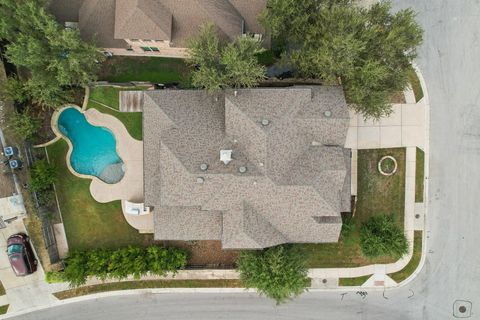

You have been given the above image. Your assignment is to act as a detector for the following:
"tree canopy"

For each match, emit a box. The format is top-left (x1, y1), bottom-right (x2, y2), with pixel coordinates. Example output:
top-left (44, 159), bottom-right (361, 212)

top-left (0, 0), bottom-right (103, 108)
top-left (187, 23), bottom-right (266, 93)
top-left (237, 244), bottom-right (309, 304)
top-left (261, 0), bottom-right (423, 119)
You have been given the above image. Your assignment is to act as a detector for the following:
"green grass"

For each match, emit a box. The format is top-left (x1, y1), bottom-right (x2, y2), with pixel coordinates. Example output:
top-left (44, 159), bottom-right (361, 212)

top-left (407, 67), bottom-right (424, 102)
top-left (302, 148), bottom-right (406, 268)
top-left (0, 305), bottom-right (8, 315)
top-left (415, 148), bottom-right (425, 202)
top-left (53, 280), bottom-right (243, 300)
top-left (89, 86), bottom-right (148, 110)
top-left (46, 140), bottom-right (151, 251)
top-left (338, 275), bottom-right (372, 287)
top-left (0, 281), bottom-right (5, 295)
top-left (99, 56), bottom-right (191, 87)
top-left (87, 100), bottom-right (143, 140)
top-left (388, 231), bottom-right (423, 283)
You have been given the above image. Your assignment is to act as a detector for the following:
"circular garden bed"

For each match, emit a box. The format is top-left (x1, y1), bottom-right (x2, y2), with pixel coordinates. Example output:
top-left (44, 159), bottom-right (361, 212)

top-left (378, 156), bottom-right (398, 176)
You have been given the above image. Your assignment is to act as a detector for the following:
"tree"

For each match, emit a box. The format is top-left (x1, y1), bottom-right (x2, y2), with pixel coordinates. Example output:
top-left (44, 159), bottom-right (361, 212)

top-left (360, 214), bottom-right (408, 259)
top-left (0, 0), bottom-right (104, 108)
top-left (9, 108), bottom-right (41, 140)
top-left (188, 23), bottom-right (266, 93)
top-left (237, 244), bottom-right (309, 304)
top-left (261, 0), bottom-right (423, 119)
top-left (30, 159), bottom-right (56, 192)
top-left (0, 77), bottom-right (29, 103)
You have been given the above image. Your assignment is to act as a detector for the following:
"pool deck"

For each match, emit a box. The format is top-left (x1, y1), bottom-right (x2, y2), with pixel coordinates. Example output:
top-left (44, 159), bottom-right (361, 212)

top-left (84, 108), bottom-right (153, 233)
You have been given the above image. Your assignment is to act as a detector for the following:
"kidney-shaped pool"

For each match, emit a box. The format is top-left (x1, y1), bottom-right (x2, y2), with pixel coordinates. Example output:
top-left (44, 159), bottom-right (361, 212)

top-left (57, 107), bottom-right (125, 184)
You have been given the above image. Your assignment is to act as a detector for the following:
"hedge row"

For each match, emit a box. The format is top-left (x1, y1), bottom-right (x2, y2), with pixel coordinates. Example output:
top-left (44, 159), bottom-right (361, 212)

top-left (62, 246), bottom-right (188, 287)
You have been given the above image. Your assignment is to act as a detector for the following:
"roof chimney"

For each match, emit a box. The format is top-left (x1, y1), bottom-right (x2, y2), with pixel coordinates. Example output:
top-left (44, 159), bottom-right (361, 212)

top-left (220, 150), bottom-right (232, 165)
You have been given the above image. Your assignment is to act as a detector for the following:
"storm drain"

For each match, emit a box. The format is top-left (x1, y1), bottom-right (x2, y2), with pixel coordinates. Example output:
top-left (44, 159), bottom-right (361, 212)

top-left (453, 300), bottom-right (472, 318)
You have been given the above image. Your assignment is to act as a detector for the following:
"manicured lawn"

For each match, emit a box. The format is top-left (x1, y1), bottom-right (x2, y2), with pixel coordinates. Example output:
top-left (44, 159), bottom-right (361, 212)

top-left (407, 67), bottom-right (424, 102)
top-left (99, 56), bottom-right (192, 87)
top-left (89, 86), bottom-right (148, 110)
top-left (53, 279), bottom-right (243, 300)
top-left (0, 305), bottom-right (8, 315)
top-left (388, 231), bottom-right (423, 283)
top-left (303, 148), bottom-right (406, 268)
top-left (46, 140), bottom-right (151, 251)
top-left (87, 100), bottom-right (143, 141)
top-left (338, 275), bottom-right (372, 287)
top-left (415, 148), bottom-right (425, 202)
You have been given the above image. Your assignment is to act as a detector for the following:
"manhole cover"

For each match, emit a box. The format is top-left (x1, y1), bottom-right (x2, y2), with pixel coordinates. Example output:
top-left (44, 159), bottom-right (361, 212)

top-left (415, 214), bottom-right (420, 219)
top-left (453, 300), bottom-right (472, 318)
top-left (322, 279), bottom-right (327, 284)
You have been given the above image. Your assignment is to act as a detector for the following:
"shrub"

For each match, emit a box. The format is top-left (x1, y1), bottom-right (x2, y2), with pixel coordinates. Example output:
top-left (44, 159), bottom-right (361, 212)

top-left (9, 108), bottom-right (42, 140)
top-left (62, 246), bottom-right (188, 287)
top-left (237, 244), bottom-right (309, 304)
top-left (360, 215), bottom-right (408, 259)
top-left (45, 271), bottom-right (66, 283)
top-left (30, 159), bottom-right (56, 192)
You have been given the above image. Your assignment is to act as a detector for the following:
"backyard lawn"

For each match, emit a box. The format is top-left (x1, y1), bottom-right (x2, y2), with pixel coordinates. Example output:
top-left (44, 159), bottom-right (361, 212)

top-left (46, 140), bottom-right (151, 251)
top-left (87, 86), bottom-right (143, 140)
top-left (99, 56), bottom-right (191, 87)
top-left (303, 148), bottom-right (406, 268)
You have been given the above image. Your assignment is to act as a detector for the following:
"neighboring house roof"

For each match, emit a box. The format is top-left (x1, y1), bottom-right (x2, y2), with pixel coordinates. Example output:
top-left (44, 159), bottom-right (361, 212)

top-left (114, 0), bottom-right (172, 40)
top-left (78, 0), bottom-right (127, 49)
top-left (48, 0), bottom-right (266, 49)
top-left (142, 87), bottom-right (351, 249)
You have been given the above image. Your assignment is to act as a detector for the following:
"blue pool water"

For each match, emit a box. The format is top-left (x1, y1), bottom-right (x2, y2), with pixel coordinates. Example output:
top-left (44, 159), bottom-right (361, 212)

top-left (57, 107), bottom-right (124, 183)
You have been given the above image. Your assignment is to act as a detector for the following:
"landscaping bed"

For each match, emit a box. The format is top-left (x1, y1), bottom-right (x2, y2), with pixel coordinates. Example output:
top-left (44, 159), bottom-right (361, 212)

top-left (302, 148), bottom-right (406, 268)
top-left (99, 56), bottom-right (191, 87)
top-left (46, 140), bottom-right (152, 251)
top-left (166, 240), bottom-right (238, 268)
top-left (53, 279), bottom-right (243, 300)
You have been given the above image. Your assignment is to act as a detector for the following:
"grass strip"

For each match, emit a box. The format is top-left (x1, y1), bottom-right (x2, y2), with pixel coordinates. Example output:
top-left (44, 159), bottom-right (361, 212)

top-left (0, 305), bottom-right (9, 315)
top-left (0, 281), bottom-right (5, 296)
top-left (388, 231), bottom-right (423, 283)
top-left (338, 275), bottom-right (372, 287)
top-left (415, 148), bottom-right (425, 202)
top-left (54, 279), bottom-right (243, 300)
top-left (407, 67), bottom-right (424, 102)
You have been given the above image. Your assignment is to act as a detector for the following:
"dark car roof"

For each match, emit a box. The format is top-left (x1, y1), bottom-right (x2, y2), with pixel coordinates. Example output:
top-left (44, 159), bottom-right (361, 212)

top-left (8, 251), bottom-right (28, 276)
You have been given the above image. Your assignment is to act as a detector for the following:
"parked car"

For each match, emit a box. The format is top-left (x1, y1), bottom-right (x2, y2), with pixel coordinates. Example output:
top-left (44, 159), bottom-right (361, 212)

top-left (6, 233), bottom-right (37, 276)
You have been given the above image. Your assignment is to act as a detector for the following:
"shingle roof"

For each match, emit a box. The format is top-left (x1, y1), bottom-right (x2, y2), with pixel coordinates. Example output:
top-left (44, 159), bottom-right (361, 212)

top-left (49, 0), bottom-right (266, 49)
top-left (143, 86), bottom-right (351, 249)
top-left (114, 0), bottom-right (172, 40)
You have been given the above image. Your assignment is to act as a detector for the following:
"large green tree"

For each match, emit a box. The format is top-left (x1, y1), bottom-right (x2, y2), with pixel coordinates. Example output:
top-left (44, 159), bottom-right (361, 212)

top-left (261, 0), bottom-right (423, 119)
top-left (188, 23), bottom-right (266, 93)
top-left (0, 0), bottom-right (103, 108)
top-left (237, 244), bottom-right (309, 304)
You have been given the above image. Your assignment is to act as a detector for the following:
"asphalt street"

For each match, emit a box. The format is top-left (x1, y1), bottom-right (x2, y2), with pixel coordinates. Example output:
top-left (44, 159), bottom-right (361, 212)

top-left (8, 0), bottom-right (480, 319)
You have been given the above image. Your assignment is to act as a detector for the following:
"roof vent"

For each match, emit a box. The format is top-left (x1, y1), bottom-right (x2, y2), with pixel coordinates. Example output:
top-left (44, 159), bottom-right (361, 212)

top-left (261, 119), bottom-right (270, 126)
top-left (324, 110), bottom-right (332, 118)
top-left (220, 150), bottom-right (232, 165)
top-left (196, 177), bottom-right (205, 184)
top-left (238, 166), bottom-right (247, 173)
top-left (200, 163), bottom-right (208, 171)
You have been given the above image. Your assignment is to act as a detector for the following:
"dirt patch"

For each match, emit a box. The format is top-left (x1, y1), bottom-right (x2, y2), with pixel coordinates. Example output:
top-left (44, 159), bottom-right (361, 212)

top-left (166, 240), bottom-right (238, 268)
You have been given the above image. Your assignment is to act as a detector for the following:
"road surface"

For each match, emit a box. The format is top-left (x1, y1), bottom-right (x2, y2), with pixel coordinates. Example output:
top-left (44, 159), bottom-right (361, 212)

top-left (8, 0), bottom-right (480, 319)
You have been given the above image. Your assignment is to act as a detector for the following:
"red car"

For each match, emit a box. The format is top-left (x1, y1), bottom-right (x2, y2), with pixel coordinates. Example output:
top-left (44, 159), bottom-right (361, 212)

top-left (6, 233), bottom-right (37, 276)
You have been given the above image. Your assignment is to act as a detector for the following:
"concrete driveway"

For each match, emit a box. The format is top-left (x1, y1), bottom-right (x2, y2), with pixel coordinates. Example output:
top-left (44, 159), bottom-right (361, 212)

top-left (0, 220), bottom-right (57, 312)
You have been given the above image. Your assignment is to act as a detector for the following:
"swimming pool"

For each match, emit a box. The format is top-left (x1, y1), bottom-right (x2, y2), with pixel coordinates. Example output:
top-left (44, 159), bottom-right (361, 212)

top-left (57, 107), bottom-right (125, 184)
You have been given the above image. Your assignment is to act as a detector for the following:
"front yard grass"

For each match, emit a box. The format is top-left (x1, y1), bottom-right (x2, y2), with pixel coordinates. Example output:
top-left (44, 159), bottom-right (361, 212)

top-left (415, 148), bottom-right (425, 202)
top-left (46, 140), bottom-right (151, 251)
top-left (0, 305), bottom-right (8, 315)
top-left (338, 275), bottom-right (371, 287)
top-left (303, 148), bottom-right (406, 268)
top-left (99, 56), bottom-right (191, 87)
top-left (53, 279), bottom-right (243, 300)
top-left (388, 231), bottom-right (423, 283)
